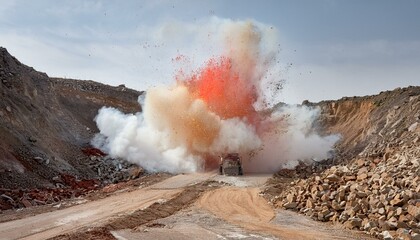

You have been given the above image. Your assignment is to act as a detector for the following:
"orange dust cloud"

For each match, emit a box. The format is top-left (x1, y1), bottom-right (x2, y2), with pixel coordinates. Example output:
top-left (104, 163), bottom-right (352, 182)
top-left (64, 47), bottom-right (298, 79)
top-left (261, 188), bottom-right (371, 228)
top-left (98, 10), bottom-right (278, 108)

top-left (183, 56), bottom-right (258, 121)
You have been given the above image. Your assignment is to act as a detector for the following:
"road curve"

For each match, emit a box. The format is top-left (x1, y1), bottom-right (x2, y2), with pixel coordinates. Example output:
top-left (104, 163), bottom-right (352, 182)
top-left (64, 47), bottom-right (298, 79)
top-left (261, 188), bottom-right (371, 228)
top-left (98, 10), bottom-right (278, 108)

top-left (0, 173), bottom-right (214, 240)
top-left (197, 186), bottom-right (362, 240)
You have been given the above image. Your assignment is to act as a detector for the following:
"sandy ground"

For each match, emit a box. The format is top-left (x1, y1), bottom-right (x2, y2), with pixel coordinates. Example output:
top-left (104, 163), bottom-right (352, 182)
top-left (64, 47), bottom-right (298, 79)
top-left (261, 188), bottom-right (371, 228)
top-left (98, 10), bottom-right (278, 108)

top-left (0, 172), bottom-right (214, 240)
top-left (110, 174), bottom-right (372, 240)
top-left (197, 187), bottom-right (367, 240)
top-left (0, 172), bottom-right (372, 240)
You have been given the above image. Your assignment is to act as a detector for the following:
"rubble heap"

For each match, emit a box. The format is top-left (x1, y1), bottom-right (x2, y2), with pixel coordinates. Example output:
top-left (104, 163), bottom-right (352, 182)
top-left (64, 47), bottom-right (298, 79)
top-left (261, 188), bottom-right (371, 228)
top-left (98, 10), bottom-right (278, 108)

top-left (272, 142), bottom-right (419, 239)
top-left (0, 174), bottom-right (99, 210)
top-left (266, 87), bottom-right (420, 239)
top-left (0, 147), bottom-right (144, 211)
top-left (83, 147), bottom-right (144, 184)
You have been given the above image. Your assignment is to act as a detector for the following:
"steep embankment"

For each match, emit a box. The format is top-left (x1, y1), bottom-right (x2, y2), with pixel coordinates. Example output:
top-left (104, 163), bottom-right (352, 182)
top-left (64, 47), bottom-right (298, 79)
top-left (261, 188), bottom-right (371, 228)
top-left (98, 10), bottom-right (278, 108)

top-left (317, 87), bottom-right (419, 159)
top-left (0, 47), bottom-right (142, 189)
top-left (268, 87), bottom-right (420, 239)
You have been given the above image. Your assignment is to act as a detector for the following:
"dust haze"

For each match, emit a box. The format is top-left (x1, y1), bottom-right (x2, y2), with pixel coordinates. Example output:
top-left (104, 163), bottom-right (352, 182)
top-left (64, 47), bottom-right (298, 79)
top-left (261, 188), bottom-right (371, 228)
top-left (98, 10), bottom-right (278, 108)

top-left (93, 18), bottom-right (339, 173)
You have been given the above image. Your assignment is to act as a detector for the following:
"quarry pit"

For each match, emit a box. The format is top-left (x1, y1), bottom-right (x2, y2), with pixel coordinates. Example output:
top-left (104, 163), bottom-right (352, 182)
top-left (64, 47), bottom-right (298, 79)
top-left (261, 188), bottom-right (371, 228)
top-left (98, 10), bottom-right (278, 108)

top-left (0, 25), bottom-right (419, 239)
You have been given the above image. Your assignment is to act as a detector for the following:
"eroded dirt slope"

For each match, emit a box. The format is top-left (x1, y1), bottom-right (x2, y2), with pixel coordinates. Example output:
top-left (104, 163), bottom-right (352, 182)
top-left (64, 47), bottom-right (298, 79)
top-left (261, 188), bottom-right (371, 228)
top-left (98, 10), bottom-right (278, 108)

top-left (0, 47), bottom-right (142, 189)
top-left (315, 86), bottom-right (419, 159)
top-left (267, 86), bottom-right (420, 239)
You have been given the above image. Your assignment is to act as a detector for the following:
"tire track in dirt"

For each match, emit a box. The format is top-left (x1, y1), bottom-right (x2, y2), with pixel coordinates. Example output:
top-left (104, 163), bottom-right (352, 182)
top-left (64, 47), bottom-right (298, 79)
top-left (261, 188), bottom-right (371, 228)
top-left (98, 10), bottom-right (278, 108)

top-left (197, 186), bottom-right (355, 240)
top-left (0, 173), bottom-right (215, 240)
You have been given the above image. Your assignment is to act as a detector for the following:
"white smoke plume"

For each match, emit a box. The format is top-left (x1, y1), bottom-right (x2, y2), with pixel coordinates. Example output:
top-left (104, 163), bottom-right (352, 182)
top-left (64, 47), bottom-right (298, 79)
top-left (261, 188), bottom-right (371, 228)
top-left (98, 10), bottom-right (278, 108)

top-left (92, 18), bottom-right (339, 173)
top-left (247, 105), bottom-right (340, 172)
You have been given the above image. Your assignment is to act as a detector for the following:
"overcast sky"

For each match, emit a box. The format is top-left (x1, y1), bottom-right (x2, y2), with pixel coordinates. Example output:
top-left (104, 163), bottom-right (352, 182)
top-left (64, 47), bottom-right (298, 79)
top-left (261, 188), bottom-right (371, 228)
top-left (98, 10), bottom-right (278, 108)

top-left (0, 0), bottom-right (419, 103)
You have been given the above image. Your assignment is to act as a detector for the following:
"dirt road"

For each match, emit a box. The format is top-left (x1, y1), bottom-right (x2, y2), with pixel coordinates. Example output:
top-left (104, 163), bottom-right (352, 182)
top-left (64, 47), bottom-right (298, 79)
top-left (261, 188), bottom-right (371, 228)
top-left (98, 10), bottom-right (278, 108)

top-left (0, 173), bottom-right (371, 240)
top-left (0, 173), bottom-right (214, 240)
top-left (111, 174), bottom-right (370, 240)
top-left (198, 187), bottom-right (363, 240)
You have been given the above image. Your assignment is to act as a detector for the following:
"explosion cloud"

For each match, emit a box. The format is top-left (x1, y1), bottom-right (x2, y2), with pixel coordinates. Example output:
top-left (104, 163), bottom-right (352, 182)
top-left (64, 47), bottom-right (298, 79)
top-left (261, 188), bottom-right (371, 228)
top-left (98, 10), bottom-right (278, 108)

top-left (93, 19), bottom-right (339, 173)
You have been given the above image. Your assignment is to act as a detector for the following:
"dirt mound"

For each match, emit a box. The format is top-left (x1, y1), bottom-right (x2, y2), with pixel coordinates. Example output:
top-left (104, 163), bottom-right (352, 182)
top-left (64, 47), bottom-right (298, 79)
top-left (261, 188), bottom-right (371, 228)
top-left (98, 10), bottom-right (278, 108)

top-left (0, 47), bottom-right (142, 190)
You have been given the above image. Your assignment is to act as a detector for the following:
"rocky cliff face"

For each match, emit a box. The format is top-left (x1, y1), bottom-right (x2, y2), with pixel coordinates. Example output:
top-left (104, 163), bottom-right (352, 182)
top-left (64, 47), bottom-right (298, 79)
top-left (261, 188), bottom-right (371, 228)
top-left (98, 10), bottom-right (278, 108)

top-left (317, 86), bottom-right (419, 160)
top-left (0, 47), bottom-right (142, 189)
top-left (267, 87), bottom-right (420, 239)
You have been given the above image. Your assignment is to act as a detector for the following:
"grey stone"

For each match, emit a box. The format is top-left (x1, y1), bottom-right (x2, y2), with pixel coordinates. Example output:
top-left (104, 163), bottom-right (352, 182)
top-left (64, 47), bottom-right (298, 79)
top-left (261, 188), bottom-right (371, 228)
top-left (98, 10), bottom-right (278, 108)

top-left (344, 217), bottom-right (362, 229)
top-left (283, 202), bottom-right (298, 209)
top-left (381, 231), bottom-right (393, 240)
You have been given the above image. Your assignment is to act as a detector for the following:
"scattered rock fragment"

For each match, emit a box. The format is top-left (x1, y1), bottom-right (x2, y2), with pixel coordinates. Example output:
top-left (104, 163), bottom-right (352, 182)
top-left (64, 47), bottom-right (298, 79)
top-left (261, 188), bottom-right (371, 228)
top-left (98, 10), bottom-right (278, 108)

top-left (283, 202), bottom-right (298, 209)
top-left (381, 230), bottom-right (393, 240)
top-left (344, 217), bottom-right (362, 229)
top-left (268, 141), bottom-right (420, 238)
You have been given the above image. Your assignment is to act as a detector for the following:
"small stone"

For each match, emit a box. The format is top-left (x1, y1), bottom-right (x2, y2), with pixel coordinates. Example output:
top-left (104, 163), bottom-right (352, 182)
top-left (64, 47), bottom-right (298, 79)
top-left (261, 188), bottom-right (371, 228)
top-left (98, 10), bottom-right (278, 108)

top-left (383, 151), bottom-right (392, 161)
top-left (321, 194), bottom-right (329, 202)
top-left (317, 212), bottom-right (325, 221)
top-left (324, 211), bottom-right (335, 220)
top-left (331, 201), bottom-right (342, 211)
top-left (129, 167), bottom-right (143, 179)
top-left (304, 208), bottom-right (314, 217)
top-left (363, 221), bottom-right (377, 231)
top-left (21, 199), bottom-right (32, 208)
top-left (378, 208), bottom-right (386, 215)
top-left (306, 199), bottom-right (314, 209)
top-left (344, 217), bottom-right (362, 229)
top-left (344, 175), bottom-right (356, 181)
top-left (33, 157), bottom-right (44, 163)
top-left (370, 227), bottom-right (379, 236)
top-left (283, 202), bottom-right (298, 209)
top-left (339, 211), bottom-right (349, 222)
top-left (381, 230), bottom-right (393, 240)
top-left (286, 193), bottom-right (296, 203)
top-left (396, 221), bottom-right (409, 229)
top-left (356, 191), bottom-right (368, 198)
top-left (401, 191), bottom-right (413, 201)
top-left (408, 122), bottom-right (418, 132)
top-left (407, 205), bottom-right (420, 221)
top-left (386, 220), bottom-right (398, 230)
top-left (398, 215), bottom-right (409, 223)
top-left (395, 228), bottom-right (411, 240)
top-left (1, 194), bottom-right (14, 202)
top-left (350, 183), bottom-right (359, 192)
top-left (395, 207), bottom-right (403, 216)
top-left (357, 173), bottom-right (368, 181)
top-left (6, 106), bottom-right (11, 112)
top-left (390, 197), bottom-right (405, 207)
top-left (412, 233), bottom-right (420, 240)
top-left (356, 159), bottom-right (366, 167)
top-left (326, 174), bottom-right (340, 182)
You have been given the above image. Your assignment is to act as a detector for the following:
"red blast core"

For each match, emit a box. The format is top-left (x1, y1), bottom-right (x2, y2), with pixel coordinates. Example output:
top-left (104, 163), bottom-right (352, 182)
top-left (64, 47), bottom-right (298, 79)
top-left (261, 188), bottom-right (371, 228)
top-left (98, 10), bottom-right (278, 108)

top-left (184, 56), bottom-right (258, 121)
top-left (174, 55), bottom-right (262, 170)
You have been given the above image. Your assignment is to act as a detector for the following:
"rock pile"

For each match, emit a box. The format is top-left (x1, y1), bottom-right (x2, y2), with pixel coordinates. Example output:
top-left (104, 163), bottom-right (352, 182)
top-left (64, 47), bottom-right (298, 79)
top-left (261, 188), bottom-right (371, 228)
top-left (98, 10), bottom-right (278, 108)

top-left (0, 174), bottom-right (99, 211)
top-left (0, 147), bottom-right (144, 211)
top-left (274, 144), bottom-right (419, 239)
top-left (82, 147), bottom-right (144, 184)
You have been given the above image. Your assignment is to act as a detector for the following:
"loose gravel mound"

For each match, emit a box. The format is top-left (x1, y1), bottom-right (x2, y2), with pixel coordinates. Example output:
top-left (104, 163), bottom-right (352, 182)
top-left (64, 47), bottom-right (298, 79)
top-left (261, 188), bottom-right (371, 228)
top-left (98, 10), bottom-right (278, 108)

top-left (267, 86), bottom-right (420, 239)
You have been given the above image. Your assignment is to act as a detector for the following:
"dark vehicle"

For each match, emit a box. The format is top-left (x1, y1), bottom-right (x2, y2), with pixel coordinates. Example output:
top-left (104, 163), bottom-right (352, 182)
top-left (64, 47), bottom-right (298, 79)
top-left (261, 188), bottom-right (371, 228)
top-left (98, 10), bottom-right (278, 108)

top-left (219, 153), bottom-right (243, 176)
